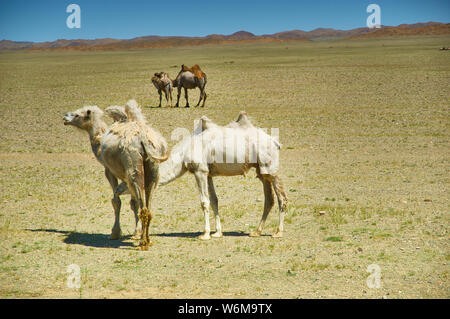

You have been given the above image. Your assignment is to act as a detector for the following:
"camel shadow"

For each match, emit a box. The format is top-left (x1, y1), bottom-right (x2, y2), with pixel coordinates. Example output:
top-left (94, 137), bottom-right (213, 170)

top-left (27, 228), bottom-right (135, 249)
top-left (148, 105), bottom-right (187, 109)
top-left (153, 231), bottom-right (263, 238)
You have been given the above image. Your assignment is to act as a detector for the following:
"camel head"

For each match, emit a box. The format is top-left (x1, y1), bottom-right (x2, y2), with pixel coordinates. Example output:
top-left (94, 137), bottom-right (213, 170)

top-left (63, 105), bottom-right (104, 131)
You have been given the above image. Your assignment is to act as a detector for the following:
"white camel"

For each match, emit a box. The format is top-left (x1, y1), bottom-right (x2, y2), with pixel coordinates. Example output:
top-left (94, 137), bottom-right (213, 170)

top-left (106, 110), bottom-right (288, 239)
top-left (159, 112), bottom-right (288, 239)
top-left (64, 100), bottom-right (169, 249)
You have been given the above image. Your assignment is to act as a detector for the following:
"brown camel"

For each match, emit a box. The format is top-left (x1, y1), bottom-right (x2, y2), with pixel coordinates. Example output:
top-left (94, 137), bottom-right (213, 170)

top-left (173, 64), bottom-right (207, 108)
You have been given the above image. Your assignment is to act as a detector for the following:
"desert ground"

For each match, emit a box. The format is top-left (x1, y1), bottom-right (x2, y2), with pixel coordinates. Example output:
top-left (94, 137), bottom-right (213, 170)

top-left (0, 36), bottom-right (448, 298)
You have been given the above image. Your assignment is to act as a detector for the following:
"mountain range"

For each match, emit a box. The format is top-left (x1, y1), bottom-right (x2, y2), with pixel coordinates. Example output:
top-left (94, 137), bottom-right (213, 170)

top-left (1, 22), bottom-right (448, 51)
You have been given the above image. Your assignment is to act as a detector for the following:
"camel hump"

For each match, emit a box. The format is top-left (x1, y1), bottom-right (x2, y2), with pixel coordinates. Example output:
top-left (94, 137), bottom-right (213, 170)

top-left (181, 64), bottom-right (205, 80)
top-left (105, 105), bottom-right (127, 122)
top-left (196, 115), bottom-right (217, 131)
top-left (125, 99), bottom-right (146, 123)
top-left (235, 111), bottom-right (253, 128)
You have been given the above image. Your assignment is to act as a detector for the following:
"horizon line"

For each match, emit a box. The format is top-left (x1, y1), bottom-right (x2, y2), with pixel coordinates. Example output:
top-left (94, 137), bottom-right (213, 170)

top-left (2, 21), bottom-right (448, 43)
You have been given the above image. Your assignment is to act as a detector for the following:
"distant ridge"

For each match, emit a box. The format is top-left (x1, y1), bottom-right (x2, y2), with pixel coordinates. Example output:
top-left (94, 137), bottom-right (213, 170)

top-left (1, 22), bottom-right (448, 51)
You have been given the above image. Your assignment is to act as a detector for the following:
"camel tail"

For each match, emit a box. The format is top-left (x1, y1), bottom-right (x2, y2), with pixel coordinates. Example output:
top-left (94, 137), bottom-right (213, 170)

top-left (274, 139), bottom-right (281, 150)
top-left (202, 72), bottom-right (207, 88)
top-left (141, 141), bottom-right (170, 163)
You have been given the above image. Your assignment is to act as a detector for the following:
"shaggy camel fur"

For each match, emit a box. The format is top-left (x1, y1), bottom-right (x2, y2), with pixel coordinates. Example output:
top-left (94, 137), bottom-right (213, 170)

top-left (105, 105), bottom-right (127, 122)
top-left (105, 109), bottom-right (288, 239)
top-left (64, 100), bottom-right (169, 250)
top-left (151, 72), bottom-right (173, 107)
top-left (158, 112), bottom-right (288, 239)
top-left (173, 64), bottom-right (207, 108)
top-left (64, 104), bottom-right (138, 239)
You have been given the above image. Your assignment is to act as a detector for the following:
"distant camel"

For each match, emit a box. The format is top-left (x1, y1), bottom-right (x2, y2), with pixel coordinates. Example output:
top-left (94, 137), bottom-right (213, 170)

top-left (64, 100), bottom-right (169, 250)
top-left (151, 72), bottom-right (173, 107)
top-left (173, 64), bottom-right (207, 108)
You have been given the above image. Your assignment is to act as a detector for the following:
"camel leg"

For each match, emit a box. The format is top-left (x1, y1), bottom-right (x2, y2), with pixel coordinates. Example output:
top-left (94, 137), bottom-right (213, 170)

top-left (208, 176), bottom-right (222, 238)
top-left (201, 91), bottom-right (207, 107)
top-left (184, 87), bottom-right (190, 108)
top-left (110, 181), bottom-right (139, 238)
top-left (158, 89), bottom-right (162, 107)
top-left (105, 169), bottom-right (121, 240)
top-left (129, 198), bottom-right (141, 239)
top-left (195, 88), bottom-right (203, 107)
top-left (250, 176), bottom-right (275, 237)
top-left (271, 175), bottom-right (288, 238)
top-left (141, 162), bottom-right (158, 250)
top-left (194, 171), bottom-right (211, 240)
top-left (175, 86), bottom-right (181, 107)
top-left (163, 87), bottom-right (169, 107)
top-left (143, 160), bottom-right (158, 238)
top-left (168, 85), bottom-right (173, 108)
top-left (201, 78), bottom-right (207, 107)
top-left (196, 83), bottom-right (207, 107)
top-left (126, 169), bottom-right (151, 250)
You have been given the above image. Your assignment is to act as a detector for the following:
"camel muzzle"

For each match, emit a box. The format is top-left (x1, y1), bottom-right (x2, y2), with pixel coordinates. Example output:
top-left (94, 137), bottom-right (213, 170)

top-left (63, 113), bottom-right (75, 125)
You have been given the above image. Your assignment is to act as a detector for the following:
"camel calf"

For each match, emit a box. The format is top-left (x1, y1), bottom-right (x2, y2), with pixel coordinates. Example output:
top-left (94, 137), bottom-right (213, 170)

top-left (152, 72), bottom-right (173, 107)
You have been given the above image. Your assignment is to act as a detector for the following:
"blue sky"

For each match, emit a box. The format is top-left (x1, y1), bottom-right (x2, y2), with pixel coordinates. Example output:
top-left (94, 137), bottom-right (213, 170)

top-left (0, 0), bottom-right (448, 42)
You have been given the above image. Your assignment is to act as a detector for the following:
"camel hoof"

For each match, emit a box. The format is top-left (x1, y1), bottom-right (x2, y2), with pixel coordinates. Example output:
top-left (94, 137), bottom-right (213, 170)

top-left (211, 232), bottom-right (223, 238)
top-left (272, 232), bottom-right (283, 238)
top-left (198, 233), bottom-right (211, 240)
top-left (249, 231), bottom-right (261, 237)
top-left (136, 241), bottom-right (153, 251)
top-left (131, 233), bottom-right (141, 240)
top-left (109, 231), bottom-right (121, 240)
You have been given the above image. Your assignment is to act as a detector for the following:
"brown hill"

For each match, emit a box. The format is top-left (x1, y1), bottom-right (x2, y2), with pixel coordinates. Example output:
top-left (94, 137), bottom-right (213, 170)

top-left (2, 22), bottom-right (449, 51)
top-left (351, 23), bottom-right (450, 39)
top-left (227, 31), bottom-right (256, 40)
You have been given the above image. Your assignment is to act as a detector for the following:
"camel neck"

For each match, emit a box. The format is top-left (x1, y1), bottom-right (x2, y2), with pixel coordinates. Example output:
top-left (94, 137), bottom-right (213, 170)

top-left (87, 120), bottom-right (107, 160)
top-left (158, 146), bottom-right (187, 186)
